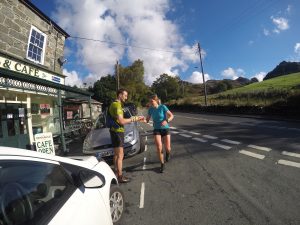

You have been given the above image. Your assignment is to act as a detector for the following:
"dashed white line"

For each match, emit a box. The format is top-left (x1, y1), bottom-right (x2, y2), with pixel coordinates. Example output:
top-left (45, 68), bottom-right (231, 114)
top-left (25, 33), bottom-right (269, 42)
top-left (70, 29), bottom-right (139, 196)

top-left (239, 150), bottom-right (265, 160)
top-left (179, 134), bottom-right (192, 138)
top-left (278, 159), bottom-right (300, 169)
top-left (221, 139), bottom-right (241, 145)
top-left (170, 126), bottom-right (177, 130)
top-left (192, 137), bottom-right (207, 143)
top-left (180, 129), bottom-right (189, 133)
top-left (189, 131), bottom-right (201, 135)
top-left (248, 145), bottom-right (272, 152)
top-left (145, 145), bottom-right (147, 152)
top-left (142, 157), bottom-right (147, 170)
top-left (171, 131), bottom-right (179, 134)
top-left (212, 143), bottom-right (231, 150)
top-left (282, 151), bottom-right (300, 159)
top-left (139, 182), bottom-right (145, 208)
top-left (203, 135), bottom-right (218, 139)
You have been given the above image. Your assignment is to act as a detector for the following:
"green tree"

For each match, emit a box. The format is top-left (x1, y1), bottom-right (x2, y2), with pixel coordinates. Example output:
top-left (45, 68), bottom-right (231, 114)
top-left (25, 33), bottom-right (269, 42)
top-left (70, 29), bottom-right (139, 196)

top-left (92, 74), bottom-right (116, 108)
top-left (116, 59), bottom-right (149, 106)
top-left (151, 74), bottom-right (182, 102)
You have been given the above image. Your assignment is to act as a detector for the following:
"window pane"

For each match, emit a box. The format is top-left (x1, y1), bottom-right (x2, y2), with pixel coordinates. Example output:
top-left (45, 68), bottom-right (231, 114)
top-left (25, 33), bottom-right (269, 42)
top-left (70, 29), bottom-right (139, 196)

top-left (40, 35), bottom-right (44, 42)
top-left (33, 53), bottom-right (37, 60)
top-left (36, 32), bottom-right (40, 40)
top-left (39, 40), bottom-right (44, 48)
top-left (35, 39), bottom-right (39, 46)
top-left (32, 29), bottom-right (36, 37)
top-left (7, 118), bottom-right (15, 136)
top-left (28, 50), bottom-right (32, 58)
top-left (30, 36), bottom-right (35, 43)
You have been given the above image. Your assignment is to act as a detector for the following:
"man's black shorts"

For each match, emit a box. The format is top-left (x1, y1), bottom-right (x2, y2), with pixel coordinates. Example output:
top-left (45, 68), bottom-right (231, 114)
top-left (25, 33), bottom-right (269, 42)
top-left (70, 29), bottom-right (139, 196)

top-left (110, 131), bottom-right (124, 148)
top-left (153, 129), bottom-right (170, 137)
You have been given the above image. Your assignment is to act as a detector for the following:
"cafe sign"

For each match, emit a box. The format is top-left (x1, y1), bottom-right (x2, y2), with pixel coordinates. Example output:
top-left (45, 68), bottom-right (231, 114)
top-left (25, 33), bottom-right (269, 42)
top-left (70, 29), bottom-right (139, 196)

top-left (0, 55), bottom-right (64, 84)
top-left (34, 132), bottom-right (55, 155)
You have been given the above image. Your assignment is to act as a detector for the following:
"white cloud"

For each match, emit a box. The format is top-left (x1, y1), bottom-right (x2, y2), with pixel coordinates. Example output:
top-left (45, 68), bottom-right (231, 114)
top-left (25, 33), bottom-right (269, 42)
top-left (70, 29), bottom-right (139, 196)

top-left (221, 67), bottom-right (245, 80)
top-left (263, 28), bottom-right (270, 36)
top-left (63, 69), bottom-right (83, 87)
top-left (252, 72), bottom-right (266, 82)
top-left (271, 16), bottom-right (289, 32)
top-left (53, 0), bottom-right (197, 85)
top-left (286, 5), bottom-right (292, 14)
top-left (295, 43), bottom-right (300, 55)
top-left (186, 71), bottom-right (210, 84)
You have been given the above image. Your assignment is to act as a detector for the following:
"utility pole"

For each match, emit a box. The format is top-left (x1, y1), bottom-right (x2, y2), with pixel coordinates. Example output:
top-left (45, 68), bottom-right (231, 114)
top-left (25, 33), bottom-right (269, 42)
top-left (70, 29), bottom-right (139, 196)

top-left (197, 42), bottom-right (207, 106)
top-left (116, 60), bottom-right (120, 91)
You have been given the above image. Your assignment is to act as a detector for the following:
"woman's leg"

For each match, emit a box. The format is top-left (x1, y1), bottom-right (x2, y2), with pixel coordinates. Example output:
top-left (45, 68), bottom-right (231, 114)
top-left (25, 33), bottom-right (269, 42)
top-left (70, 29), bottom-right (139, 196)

top-left (154, 134), bottom-right (164, 164)
top-left (162, 134), bottom-right (171, 154)
top-left (162, 134), bottom-right (171, 161)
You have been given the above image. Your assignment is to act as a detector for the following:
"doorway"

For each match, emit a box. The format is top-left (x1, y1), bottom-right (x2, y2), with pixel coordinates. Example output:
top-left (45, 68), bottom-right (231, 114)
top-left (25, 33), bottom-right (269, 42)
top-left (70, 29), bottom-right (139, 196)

top-left (0, 103), bottom-right (29, 149)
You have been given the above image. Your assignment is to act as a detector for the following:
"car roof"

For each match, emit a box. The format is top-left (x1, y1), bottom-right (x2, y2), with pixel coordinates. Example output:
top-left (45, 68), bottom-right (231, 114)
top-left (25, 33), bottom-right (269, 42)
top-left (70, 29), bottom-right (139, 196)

top-left (0, 147), bottom-right (99, 169)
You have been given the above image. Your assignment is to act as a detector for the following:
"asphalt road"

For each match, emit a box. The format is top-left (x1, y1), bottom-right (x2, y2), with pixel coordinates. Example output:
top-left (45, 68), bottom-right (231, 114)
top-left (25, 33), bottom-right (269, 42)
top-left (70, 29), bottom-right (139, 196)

top-left (118, 112), bottom-right (300, 225)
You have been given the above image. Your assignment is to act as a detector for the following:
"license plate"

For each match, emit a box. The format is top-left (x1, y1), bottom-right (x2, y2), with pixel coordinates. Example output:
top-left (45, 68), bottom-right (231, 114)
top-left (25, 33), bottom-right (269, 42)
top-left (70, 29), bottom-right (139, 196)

top-left (96, 149), bottom-right (114, 157)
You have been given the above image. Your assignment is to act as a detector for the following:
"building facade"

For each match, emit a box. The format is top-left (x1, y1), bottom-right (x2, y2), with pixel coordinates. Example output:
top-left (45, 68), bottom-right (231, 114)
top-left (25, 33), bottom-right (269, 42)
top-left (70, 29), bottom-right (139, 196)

top-left (0, 0), bottom-right (92, 152)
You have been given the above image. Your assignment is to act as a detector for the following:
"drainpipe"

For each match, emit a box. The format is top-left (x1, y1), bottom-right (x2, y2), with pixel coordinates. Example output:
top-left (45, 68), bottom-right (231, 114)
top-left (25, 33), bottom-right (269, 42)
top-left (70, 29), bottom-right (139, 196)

top-left (58, 90), bottom-right (66, 154)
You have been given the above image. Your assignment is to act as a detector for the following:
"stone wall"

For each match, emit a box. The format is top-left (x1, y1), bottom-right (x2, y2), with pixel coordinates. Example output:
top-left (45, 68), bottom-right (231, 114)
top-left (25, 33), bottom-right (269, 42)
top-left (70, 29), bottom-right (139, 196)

top-left (0, 0), bottom-right (66, 74)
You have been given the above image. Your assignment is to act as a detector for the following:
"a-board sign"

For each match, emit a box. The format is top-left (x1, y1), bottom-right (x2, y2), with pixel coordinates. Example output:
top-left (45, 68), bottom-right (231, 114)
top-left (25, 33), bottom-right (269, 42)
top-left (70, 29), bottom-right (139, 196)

top-left (34, 132), bottom-right (55, 155)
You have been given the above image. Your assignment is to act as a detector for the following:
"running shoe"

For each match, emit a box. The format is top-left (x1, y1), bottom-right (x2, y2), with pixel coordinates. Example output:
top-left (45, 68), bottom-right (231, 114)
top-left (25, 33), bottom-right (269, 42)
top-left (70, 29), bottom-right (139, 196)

top-left (165, 152), bottom-right (171, 162)
top-left (118, 175), bottom-right (130, 183)
top-left (160, 163), bottom-right (165, 173)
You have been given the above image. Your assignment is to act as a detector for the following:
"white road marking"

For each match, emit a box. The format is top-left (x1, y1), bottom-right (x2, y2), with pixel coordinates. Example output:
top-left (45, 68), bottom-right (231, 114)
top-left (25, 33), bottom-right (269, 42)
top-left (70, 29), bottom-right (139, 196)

top-left (142, 157), bottom-right (147, 170)
top-left (145, 136), bottom-right (148, 141)
top-left (282, 151), bottom-right (300, 159)
top-left (179, 134), bottom-right (192, 138)
top-left (145, 145), bottom-right (147, 152)
top-left (203, 135), bottom-right (218, 139)
top-left (139, 182), bottom-right (145, 208)
top-left (189, 131), bottom-right (201, 135)
top-left (180, 129), bottom-right (189, 133)
top-left (278, 159), bottom-right (300, 169)
top-left (212, 143), bottom-right (231, 150)
top-left (171, 131), bottom-right (179, 134)
top-left (192, 137), bottom-right (207, 143)
top-left (239, 150), bottom-right (265, 160)
top-left (170, 126), bottom-right (177, 130)
top-left (221, 139), bottom-right (241, 145)
top-left (248, 144), bottom-right (272, 152)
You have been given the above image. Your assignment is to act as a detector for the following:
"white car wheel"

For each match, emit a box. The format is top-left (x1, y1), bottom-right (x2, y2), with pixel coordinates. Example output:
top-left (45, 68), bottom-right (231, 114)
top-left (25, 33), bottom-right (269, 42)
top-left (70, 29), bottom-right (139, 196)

top-left (110, 185), bottom-right (124, 223)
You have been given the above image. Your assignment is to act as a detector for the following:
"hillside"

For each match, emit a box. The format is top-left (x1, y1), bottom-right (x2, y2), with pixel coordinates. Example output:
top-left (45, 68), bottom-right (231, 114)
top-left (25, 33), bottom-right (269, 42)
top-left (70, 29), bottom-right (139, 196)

top-left (171, 72), bottom-right (300, 107)
top-left (264, 61), bottom-right (300, 80)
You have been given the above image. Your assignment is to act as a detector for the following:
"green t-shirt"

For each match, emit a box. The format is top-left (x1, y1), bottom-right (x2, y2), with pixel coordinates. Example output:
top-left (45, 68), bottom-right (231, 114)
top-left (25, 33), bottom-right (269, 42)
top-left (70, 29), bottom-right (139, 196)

top-left (109, 101), bottom-right (125, 133)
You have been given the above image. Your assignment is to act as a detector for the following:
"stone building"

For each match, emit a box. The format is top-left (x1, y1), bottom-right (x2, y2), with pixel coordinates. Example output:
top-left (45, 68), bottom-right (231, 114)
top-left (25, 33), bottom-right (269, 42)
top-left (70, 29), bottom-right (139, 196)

top-left (0, 0), bottom-right (93, 153)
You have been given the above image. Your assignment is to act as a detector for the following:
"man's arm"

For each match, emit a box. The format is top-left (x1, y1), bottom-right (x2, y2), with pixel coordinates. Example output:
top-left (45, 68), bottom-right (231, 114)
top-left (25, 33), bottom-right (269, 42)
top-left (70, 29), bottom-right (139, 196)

top-left (117, 114), bottom-right (145, 125)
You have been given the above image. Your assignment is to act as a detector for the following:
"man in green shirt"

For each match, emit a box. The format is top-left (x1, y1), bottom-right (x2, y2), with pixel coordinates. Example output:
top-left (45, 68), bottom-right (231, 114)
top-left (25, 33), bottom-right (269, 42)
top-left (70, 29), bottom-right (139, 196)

top-left (109, 88), bottom-right (144, 183)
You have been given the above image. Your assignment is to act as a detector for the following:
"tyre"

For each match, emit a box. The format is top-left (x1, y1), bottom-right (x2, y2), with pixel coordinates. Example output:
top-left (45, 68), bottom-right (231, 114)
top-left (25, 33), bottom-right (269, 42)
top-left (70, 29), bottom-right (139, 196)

top-left (110, 185), bottom-right (124, 224)
top-left (139, 135), bottom-right (146, 153)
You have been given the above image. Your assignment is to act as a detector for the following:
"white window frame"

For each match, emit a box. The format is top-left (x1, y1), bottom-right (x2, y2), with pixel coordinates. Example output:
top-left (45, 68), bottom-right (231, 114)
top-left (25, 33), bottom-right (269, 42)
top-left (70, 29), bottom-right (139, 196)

top-left (26, 25), bottom-right (47, 65)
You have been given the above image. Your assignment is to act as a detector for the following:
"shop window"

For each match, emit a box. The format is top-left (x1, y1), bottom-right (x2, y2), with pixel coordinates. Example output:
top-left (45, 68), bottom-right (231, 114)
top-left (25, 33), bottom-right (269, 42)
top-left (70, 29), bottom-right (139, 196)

top-left (31, 103), bottom-right (39, 114)
top-left (26, 26), bottom-right (47, 64)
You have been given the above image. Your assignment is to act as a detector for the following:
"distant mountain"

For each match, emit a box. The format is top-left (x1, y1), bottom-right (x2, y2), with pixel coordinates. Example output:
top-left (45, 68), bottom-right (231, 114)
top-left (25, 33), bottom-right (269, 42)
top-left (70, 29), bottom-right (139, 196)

top-left (264, 61), bottom-right (300, 80)
top-left (235, 77), bottom-right (250, 85)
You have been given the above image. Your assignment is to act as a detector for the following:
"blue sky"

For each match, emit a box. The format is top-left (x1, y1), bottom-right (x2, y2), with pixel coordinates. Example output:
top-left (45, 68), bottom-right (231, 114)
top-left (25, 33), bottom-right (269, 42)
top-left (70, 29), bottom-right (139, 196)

top-left (31, 0), bottom-right (300, 86)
